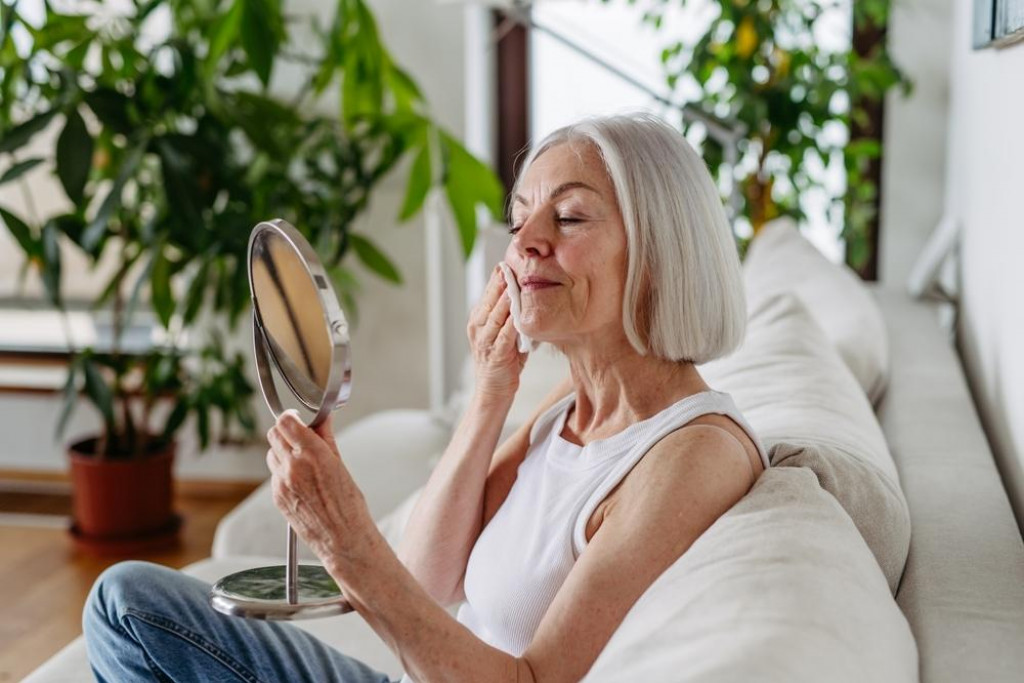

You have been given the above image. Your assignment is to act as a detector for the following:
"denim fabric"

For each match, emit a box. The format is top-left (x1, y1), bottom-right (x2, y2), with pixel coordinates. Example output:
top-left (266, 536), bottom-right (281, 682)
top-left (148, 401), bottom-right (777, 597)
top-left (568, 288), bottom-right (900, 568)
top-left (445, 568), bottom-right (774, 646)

top-left (83, 560), bottom-right (395, 683)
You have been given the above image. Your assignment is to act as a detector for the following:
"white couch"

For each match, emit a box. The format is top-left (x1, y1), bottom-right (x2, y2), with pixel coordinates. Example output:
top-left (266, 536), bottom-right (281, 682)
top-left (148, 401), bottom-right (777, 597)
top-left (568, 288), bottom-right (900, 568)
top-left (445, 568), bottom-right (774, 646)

top-left (25, 213), bottom-right (1024, 683)
top-left (25, 285), bottom-right (1024, 682)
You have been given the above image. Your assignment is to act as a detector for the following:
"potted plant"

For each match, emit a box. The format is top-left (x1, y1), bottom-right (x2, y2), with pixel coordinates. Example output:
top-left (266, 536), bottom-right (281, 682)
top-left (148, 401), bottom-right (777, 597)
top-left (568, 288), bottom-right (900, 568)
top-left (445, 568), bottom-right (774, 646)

top-left (0, 0), bottom-right (503, 553)
top-left (605, 0), bottom-right (911, 267)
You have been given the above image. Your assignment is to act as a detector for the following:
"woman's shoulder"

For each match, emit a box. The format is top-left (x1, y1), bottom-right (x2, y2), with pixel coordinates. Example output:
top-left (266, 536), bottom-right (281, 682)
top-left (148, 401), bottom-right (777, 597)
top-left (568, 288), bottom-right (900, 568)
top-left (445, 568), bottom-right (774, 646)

top-left (625, 421), bottom-right (757, 499)
top-left (642, 412), bottom-right (764, 485)
top-left (583, 419), bottom-right (757, 545)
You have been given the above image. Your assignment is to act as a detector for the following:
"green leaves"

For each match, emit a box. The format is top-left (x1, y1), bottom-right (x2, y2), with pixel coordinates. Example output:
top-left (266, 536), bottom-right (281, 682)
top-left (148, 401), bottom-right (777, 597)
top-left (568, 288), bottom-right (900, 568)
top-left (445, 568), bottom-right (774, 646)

top-left (83, 89), bottom-right (134, 136)
top-left (226, 90), bottom-right (302, 156)
top-left (29, 6), bottom-right (89, 52)
top-left (386, 63), bottom-right (424, 114)
top-left (631, 0), bottom-right (909, 256)
top-left (182, 255), bottom-right (212, 325)
top-left (340, 3), bottom-right (385, 124)
top-left (0, 205), bottom-right (63, 303)
top-left (81, 137), bottom-right (148, 254)
top-left (82, 355), bottom-right (116, 432)
top-left (0, 206), bottom-right (38, 259)
top-left (56, 353), bottom-right (117, 443)
top-left (398, 140), bottom-right (432, 221)
top-left (40, 220), bottom-right (62, 308)
top-left (0, 109), bottom-right (57, 154)
top-left (56, 358), bottom-right (81, 441)
top-left (150, 247), bottom-right (174, 329)
top-left (0, 157), bottom-right (44, 185)
top-left (239, 0), bottom-right (284, 88)
top-left (5, 0), bottom-right (500, 457)
top-left (205, 0), bottom-right (244, 75)
top-left (160, 400), bottom-right (189, 448)
top-left (440, 130), bottom-right (505, 256)
top-left (56, 109), bottom-right (94, 205)
top-left (350, 233), bottom-right (401, 284)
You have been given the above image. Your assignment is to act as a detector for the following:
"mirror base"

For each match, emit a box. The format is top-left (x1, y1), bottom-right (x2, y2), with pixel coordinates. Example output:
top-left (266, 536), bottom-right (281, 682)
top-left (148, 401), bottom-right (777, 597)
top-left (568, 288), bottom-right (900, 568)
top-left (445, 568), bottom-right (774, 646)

top-left (210, 565), bottom-right (353, 620)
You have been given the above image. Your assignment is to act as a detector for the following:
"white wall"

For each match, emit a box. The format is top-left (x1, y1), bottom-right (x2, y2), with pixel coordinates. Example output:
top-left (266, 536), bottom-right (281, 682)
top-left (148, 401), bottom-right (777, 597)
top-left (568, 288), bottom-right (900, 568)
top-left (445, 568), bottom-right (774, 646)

top-left (0, 0), bottom-right (467, 480)
top-left (945, 0), bottom-right (1024, 528)
top-left (879, 0), bottom-right (954, 286)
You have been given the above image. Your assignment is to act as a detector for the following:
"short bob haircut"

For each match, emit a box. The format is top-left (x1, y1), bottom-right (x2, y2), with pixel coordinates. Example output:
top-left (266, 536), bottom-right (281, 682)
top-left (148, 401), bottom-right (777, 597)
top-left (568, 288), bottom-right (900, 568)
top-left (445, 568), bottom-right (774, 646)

top-left (510, 112), bottom-right (747, 365)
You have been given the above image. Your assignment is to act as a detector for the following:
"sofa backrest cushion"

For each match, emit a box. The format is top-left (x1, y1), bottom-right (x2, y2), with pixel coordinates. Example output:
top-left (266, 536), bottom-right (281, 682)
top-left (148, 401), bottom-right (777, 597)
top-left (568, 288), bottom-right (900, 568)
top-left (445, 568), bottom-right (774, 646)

top-left (744, 217), bottom-right (890, 405)
top-left (699, 292), bottom-right (910, 592)
top-left (379, 468), bottom-right (918, 682)
top-left (584, 467), bottom-right (918, 682)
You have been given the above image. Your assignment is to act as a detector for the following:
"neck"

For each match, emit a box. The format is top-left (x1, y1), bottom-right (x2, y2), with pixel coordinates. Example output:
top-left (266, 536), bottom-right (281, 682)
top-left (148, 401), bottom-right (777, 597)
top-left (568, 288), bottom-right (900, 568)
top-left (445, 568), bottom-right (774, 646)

top-left (556, 332), bottom-right (708, 443)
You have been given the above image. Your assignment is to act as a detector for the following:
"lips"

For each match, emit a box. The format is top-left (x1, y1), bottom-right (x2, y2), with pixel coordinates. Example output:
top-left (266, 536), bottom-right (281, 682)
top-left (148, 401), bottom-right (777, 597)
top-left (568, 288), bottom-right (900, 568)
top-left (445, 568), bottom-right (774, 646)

top-left (519, 276), bottom-right (560, 291)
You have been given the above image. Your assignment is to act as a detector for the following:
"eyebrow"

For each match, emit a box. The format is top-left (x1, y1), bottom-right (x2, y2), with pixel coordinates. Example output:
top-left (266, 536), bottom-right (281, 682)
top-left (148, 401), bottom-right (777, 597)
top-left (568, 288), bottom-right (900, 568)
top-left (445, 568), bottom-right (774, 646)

top-left (512, 181), bottom-right (601, 207)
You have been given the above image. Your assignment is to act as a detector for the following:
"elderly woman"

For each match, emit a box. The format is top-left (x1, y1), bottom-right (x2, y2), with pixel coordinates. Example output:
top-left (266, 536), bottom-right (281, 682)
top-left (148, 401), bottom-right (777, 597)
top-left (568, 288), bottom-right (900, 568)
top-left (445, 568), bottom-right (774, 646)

top-left (83, 113), bottom-right (769, 682)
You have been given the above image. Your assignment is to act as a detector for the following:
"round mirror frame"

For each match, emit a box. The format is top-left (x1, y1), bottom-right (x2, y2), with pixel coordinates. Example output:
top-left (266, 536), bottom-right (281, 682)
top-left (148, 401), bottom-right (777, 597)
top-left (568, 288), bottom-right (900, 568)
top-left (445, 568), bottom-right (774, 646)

top-left (209, 219), bottom-right (355, 621)
top-left (248, 219), bottom-right (352, 429)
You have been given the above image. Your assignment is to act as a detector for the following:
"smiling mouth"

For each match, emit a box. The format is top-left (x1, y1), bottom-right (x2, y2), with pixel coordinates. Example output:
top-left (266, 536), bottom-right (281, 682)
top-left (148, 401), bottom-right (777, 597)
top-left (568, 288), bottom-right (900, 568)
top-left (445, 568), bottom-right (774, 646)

top-left (519, 280), bottom-right (560, 292)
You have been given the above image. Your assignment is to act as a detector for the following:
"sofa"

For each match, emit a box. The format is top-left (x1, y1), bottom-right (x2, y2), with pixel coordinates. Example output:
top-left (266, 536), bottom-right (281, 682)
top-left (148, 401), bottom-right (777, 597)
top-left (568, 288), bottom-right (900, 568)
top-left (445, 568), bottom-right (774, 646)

top-left (25, 223), bottom-right (1024, 682)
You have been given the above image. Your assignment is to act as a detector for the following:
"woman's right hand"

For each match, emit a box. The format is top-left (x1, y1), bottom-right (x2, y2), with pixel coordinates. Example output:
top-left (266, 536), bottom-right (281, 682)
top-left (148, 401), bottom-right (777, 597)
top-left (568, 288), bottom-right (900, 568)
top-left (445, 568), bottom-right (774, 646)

top-left (467, 265), bottom-right (527, 403)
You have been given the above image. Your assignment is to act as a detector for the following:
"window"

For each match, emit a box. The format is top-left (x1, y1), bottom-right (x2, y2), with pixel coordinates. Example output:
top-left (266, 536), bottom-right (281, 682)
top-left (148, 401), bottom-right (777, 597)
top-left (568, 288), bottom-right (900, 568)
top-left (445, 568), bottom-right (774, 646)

top-left (974, 0), bottom-right (1024, 47)
top-left (527, 0), bottom-right (851, 263)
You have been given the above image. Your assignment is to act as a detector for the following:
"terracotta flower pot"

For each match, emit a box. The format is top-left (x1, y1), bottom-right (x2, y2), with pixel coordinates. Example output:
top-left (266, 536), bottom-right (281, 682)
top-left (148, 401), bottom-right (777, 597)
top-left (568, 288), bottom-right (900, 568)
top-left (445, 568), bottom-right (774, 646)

top-left (67, 437), bottom-right (181, 554)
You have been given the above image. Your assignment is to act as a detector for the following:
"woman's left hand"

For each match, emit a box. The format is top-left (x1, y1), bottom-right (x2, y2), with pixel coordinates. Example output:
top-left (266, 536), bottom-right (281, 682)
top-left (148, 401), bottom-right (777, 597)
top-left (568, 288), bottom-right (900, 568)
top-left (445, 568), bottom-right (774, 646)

top-left (266, 411), bottom-right (379, 576)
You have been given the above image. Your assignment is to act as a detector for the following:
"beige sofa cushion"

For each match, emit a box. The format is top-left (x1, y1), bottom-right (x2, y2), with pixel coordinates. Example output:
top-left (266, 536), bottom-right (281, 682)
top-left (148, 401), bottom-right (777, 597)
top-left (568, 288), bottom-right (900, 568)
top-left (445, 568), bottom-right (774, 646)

top-left (744, 218), bottom-right (890, 405)
top-left (700, 292), bottom-right (910, 593)
top-left (377, 468), bottom-right (916, 682)
top-left (586, 467), bottom-right (918, 682)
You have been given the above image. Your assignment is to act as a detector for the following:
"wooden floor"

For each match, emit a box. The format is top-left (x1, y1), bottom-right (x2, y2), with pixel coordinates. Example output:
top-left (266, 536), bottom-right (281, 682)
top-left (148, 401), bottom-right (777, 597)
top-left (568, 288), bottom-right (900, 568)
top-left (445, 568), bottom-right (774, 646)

top-left (0, 475), bottom-right (259, 682)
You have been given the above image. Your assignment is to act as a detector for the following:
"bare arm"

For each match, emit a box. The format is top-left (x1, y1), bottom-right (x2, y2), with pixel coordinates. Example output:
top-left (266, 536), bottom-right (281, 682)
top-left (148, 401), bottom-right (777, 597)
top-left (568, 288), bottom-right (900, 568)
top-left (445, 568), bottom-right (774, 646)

top-left (323, 423), bottom-right (754, 683)
top-left (395, 390), bottom-right (515, 606)
top-left (396, 264), bottom-right (569, 606)
top-left (397, 374), bottom-right (573, 606)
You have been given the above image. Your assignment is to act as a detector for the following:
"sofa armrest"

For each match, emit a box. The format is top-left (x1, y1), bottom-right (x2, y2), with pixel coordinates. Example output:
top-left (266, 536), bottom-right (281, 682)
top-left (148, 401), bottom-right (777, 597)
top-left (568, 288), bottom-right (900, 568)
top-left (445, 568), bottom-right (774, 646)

top-left (212, 409), bottom-right (451, 560)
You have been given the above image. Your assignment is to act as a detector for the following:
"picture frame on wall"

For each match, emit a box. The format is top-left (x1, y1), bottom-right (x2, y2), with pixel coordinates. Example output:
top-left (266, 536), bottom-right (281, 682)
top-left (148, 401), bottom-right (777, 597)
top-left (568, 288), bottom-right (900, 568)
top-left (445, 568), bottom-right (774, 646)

top-left (975, 0), bottom-right (1024, 48)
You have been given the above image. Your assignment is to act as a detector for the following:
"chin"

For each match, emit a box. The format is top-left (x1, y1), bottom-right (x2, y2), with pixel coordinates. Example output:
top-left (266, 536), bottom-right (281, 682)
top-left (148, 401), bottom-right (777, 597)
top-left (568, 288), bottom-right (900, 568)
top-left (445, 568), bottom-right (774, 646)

top-left (519, 320), bottom-right (562, 345)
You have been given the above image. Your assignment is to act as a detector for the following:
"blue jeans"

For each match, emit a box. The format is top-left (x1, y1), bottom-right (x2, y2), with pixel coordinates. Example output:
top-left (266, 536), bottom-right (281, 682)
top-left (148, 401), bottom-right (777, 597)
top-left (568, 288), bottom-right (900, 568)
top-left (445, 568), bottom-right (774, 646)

top-left (83, 560), bottom-right (396, 682)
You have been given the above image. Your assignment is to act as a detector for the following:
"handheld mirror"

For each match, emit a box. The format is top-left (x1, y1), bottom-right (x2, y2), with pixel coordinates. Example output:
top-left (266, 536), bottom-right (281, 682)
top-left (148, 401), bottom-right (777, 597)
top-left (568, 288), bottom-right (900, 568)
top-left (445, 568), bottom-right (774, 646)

top-left (210, 219), bottom-right (354, 620)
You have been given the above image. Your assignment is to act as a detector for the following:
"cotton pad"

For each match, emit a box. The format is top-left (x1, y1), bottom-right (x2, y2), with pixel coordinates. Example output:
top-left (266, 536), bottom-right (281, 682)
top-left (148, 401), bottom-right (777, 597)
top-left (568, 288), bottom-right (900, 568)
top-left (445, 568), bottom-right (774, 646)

top-left (499, 262), bottom-right (537, 354)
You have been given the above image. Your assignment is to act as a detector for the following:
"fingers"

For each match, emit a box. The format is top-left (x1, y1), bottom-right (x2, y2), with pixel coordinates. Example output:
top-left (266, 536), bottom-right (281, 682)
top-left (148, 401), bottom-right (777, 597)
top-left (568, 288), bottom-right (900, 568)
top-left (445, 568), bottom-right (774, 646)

top-left (269, 411), bottom-right (343, 468)
top-left (485, 288), bottom-right (512, 329)
top-left (275, 410), bottom-right (318, 453)
top-left (267, 427), bottom-right (296, 466)
top-left (493, 311), bottom-right (520, 352)
top-left (265, 447), bottom-right (281, 471)
top-left (471, 266), bottom-right (508, 327)
top-left (311, 412), bottom-right (335, 443)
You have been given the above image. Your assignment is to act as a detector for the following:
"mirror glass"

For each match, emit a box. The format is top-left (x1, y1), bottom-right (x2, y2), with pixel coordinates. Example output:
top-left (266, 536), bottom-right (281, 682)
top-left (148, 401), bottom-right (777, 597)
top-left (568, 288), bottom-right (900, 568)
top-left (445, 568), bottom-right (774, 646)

top-left (250, 230), bottom-right (333, 411)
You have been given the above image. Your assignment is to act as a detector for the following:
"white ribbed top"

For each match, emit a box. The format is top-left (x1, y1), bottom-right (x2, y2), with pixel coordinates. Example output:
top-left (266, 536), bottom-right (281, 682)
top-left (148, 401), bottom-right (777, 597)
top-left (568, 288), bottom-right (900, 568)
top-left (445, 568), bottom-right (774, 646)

top-left (439, 389), bottom-right (769, 666)
top-left (398, 391), bottom-right (768, 681)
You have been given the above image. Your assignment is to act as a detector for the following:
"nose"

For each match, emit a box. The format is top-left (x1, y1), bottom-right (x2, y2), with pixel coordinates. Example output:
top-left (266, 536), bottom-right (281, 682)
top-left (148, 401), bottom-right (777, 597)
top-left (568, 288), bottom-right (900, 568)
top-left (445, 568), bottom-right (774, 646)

top-left (511, 213), bottom-right (553, 259)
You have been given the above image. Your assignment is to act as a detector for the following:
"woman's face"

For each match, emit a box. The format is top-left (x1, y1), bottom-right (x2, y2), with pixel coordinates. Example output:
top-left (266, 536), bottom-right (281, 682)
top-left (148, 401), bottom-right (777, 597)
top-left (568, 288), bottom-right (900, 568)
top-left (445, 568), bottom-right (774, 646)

top-left (505, 142), bottom-right (628, 346)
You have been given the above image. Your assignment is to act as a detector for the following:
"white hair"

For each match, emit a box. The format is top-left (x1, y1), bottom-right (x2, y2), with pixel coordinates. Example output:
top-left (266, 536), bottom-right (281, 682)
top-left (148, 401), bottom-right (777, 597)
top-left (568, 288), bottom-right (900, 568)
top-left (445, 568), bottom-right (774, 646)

top-left (511, 112), bottom-right (746, 364)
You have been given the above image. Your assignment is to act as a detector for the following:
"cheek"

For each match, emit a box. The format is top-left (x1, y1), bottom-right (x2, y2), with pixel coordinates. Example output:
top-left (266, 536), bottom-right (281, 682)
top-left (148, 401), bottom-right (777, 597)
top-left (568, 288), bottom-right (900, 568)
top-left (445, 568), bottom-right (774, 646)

top-left (581, 251), bottom-right (628, 321)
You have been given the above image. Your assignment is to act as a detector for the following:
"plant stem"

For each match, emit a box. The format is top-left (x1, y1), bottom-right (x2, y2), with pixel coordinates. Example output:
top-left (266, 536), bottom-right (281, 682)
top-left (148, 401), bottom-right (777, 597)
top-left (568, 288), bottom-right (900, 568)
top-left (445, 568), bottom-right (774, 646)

top-left (15, 163), bottom-right (41, 227)
top-left (111, 226), bottom-right (135, 458)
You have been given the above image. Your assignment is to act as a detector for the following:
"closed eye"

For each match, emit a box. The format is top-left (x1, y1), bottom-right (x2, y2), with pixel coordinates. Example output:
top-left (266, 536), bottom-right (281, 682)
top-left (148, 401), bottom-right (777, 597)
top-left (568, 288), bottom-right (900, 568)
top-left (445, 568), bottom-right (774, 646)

top-left (508, 216), bottom-right (583, 236)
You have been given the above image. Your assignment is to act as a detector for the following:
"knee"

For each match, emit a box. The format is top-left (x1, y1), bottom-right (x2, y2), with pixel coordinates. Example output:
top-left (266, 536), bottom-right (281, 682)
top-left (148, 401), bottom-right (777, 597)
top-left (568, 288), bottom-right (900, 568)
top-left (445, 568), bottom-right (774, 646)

top-left (83, 561), bottom-right (177, 632)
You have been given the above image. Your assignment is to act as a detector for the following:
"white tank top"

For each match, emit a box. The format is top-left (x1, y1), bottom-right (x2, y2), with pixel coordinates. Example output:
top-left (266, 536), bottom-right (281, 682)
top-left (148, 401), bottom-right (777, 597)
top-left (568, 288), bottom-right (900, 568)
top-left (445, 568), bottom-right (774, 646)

top-left (452, 389), bottom-right (771, 657)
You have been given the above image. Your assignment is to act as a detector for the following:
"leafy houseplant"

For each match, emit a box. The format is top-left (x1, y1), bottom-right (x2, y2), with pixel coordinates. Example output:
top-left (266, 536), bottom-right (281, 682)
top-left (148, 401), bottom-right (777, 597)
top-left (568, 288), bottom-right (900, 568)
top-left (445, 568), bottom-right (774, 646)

top-left (608, 0), bottom-right (910, 267)
top-left (0, 0), bottom-right (503, 547)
